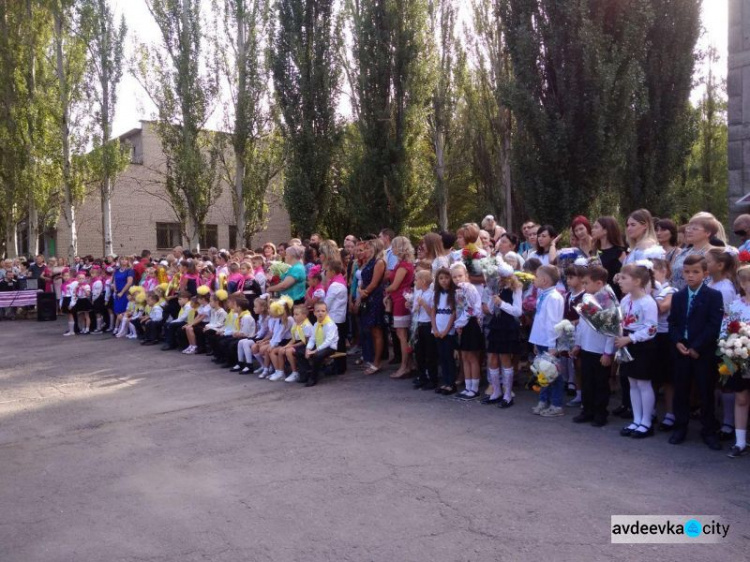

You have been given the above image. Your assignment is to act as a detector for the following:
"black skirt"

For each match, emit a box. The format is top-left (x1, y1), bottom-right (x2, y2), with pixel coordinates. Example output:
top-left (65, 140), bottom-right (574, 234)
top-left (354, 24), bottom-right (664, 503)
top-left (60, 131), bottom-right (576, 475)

top-left (486, 326), bottom-right (521, 355)
top-left (459, 317), bottom-right (484, 352)
top-left (62, 297), bottom-right (72, 314)
top-left (93, 295), bottom-right (106, 314)
top-left (620, 335), bottom-right (656, 381)
top-left (74, 298), bottom-right (92, 313)
top-left (725, 371), bottom-right (750, 393)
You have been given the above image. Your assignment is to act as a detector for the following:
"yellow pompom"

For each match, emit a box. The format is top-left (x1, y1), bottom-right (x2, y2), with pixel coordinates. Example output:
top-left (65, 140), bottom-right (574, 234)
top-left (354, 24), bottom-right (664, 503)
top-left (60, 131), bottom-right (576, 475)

top-left (135, 293), bottom-right (147, 304)
top-left (157, 283), bottom-right (169, 293)
top-left (197, 285), bottom-right (210, 296)
top-left (215, 289), bottom-right (228, 301)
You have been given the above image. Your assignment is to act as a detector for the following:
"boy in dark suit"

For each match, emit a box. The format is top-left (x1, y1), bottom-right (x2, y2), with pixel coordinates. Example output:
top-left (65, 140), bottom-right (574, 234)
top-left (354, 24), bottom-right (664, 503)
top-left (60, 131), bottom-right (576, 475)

top-left (667, 254), bottom-right (724, 450)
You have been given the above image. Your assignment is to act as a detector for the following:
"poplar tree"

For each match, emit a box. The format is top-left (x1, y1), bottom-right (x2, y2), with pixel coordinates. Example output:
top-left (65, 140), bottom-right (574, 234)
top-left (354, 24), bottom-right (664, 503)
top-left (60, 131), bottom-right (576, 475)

top-left (81, 0), bottom-right (127, 256)
top-left (134, 0), bottom-right (221, 248)
top-left (215, 0), bottom-right (283, 247)
top-left (271, 0), bottom-right (339, 237)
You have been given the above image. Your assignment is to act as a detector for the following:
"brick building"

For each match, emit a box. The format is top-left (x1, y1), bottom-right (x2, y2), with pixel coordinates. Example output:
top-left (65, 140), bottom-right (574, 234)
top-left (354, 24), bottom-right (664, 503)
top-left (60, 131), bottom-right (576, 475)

top-left (55, 121), bottom-right (290, 258)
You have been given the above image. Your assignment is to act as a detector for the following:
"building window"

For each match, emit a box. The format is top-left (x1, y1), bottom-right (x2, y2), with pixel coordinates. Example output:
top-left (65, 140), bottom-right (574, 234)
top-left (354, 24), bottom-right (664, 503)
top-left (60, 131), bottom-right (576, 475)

top-left (229, 225), bottom-right (238, 250)
top-left (156, 222), bottom-right (182, 250)
top-left (200, 224), bottom-right (219, 249)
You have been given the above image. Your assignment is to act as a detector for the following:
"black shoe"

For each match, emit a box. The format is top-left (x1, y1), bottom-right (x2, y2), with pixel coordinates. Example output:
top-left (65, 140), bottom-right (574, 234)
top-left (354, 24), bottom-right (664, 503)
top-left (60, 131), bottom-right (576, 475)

top-left (498, 398), bottom-right (514, 409)
top-left (421, 382), bottom-right (437, 391)
top-left (591, 418), bottom-right (607, 427)
top-left (718, 426), bottom-right (735, 441)
top-left (205, 351), bottom-right (214, 356)
top-left (612, 404), bottom-right (629, 416)
top-left (305, 378), bottom-right (317, 387)
top-left (412, 379), bottom-right (425, 389)
top-left (573, 413), bottom-right (594, 424)
top-left (620, 425), bottom-right (637, 437)
top-left (566, 383), bottom-right (577, 397)
top-left (631, 425), bottom-right (654, 439)
top-left (728, 445), bottom-right (748, 458)
top-left (658, 420), bottom-right (675, 432)
top-left (143, 340), bottom-right (157, 346)
top-left (480, 396), bottom-right (502, 405)
top-left (669, 428), bottom-right (687, 445)
top-left (702, 434), bottom-right (722, 451)
top-left (160, 345), bottom-right (172, 351)
top-left (439, 385), bottom-right (457, 396)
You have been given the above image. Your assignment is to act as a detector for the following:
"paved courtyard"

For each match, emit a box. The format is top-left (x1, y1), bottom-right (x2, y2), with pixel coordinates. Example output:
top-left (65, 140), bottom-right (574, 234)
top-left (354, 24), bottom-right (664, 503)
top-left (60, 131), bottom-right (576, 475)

top-left (1, 319), bottom-right (748, 561)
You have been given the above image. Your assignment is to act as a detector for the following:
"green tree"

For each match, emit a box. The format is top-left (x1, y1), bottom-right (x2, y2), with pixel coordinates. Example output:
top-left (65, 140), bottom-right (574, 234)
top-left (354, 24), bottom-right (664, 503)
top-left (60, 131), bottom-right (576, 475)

top-left (624, 0), bottom-right (700, 214)
top-left (81, 0), bottom-right (127, 256)
top-left (271, 0), bottom-right (340, 237)
top-left (214, 0), bottom-right (284, 247)
top-left (133, 0), bottom-right (222, 248)
top-left (347, 0), bottom-right (435, 234)
top-left (499, 0), bottom-right (651, 227)
top-left (51, 0), bottom-right (91, 261)
top-left (670, 55), bottom-right (727, 224)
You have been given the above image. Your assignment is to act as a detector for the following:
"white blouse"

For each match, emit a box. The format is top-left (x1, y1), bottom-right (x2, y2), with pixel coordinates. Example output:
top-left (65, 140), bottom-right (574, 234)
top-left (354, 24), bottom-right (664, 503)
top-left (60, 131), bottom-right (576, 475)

top-left (620, 294), bottom-right (658, 342)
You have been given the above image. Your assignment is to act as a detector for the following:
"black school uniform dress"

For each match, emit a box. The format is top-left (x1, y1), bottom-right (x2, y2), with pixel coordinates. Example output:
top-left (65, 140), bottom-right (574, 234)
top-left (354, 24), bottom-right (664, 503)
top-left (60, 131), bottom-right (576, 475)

top-left (486, 287), bottom-right (521, 355)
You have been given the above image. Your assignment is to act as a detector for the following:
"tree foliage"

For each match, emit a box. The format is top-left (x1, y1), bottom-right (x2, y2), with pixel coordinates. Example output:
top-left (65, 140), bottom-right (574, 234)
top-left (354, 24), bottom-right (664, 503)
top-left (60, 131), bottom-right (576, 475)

top-left (271, 0), bottom-right (340, 238)
top-left (133, 0), bottom-right (222, 248)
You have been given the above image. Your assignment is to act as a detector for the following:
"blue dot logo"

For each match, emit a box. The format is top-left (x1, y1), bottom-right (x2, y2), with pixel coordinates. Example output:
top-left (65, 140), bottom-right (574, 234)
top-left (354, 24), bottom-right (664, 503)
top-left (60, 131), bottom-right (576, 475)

top-left (685, 519), bottom-right (702, 538)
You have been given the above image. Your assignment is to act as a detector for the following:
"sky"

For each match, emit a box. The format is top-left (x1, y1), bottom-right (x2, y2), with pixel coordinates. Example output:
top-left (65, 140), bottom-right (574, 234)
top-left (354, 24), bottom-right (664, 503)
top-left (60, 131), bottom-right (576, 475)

top-left (111, 0), bottom-right (730, 139)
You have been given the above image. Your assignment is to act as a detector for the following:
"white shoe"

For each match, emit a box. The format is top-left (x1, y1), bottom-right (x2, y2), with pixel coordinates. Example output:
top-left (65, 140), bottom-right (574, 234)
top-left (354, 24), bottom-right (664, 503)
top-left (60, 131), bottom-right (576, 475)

top-left (285, 372), bottom-right (300, 383)
top-left (253, 366), bottom-right (265, 375)
top-left (240, 366), bottom-right (251, 374)
top-left (127, 334), bottom-right (137, 339)
top-left (531, 401), bottom-right (548, 415)
top-left (63, 331), bottom-right (74, 337)
top-left (258, 369), bottom-right (269, 379)
top-left (540, 406), bottom-right (565, 417)
top-left (269, 371), bottom-right (285, 381)
top-left (183, 346), bottom-right (197, 354)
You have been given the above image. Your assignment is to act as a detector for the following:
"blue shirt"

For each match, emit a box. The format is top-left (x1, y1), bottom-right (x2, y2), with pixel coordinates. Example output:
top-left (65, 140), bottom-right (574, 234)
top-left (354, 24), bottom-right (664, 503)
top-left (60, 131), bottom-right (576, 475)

top-left (385, 247), bottom-right (399, 271)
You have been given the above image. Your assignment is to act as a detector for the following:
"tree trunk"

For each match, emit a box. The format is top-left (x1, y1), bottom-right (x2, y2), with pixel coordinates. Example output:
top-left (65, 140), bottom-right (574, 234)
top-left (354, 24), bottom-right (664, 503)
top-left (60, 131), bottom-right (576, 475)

top-left (501, 108), bottom-right (512, 232)
top-left (434, 129), bottom-right (448, 231)
top-left (28, 198), bottom-right (39, 256)
top-left (102, 176), bottom-right (113, 256)
top-left (54, 9), bottom-right (76, 263)
top-left (4, 218), bottom-right (18, 259)
top-left (235, 157), bottom-right (246, 249)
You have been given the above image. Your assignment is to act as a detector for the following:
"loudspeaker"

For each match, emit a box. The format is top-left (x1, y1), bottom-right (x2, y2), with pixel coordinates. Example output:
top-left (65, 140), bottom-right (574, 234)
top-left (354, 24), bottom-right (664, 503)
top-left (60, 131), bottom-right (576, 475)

top-left (37, 292), bottom-right (57, 322)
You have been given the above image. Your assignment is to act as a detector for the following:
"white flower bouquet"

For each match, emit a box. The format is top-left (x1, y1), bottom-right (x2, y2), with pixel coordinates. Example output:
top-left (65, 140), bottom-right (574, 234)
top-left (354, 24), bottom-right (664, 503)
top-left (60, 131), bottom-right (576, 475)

top-left (717, 319), bottom-right (750, 385)
top-left (554, 319), bottom-right (576, 353)
top-left (575, 286), bottom-right (632, 363)
top-left (530, 352), bottom-right (560, 388)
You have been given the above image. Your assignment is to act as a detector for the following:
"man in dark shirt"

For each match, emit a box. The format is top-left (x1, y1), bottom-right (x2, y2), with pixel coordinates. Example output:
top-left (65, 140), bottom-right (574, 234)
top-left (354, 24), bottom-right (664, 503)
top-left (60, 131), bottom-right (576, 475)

top-left (0, 270), bottom-right (19, 320)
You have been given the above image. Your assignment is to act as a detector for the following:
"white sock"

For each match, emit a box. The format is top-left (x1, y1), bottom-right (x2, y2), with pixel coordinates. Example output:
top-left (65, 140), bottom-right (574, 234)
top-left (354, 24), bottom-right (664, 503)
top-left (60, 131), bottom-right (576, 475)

top-left (502, 368), bottom-right (514, 401)
top-left (68, 320), bottom-right (74, 332)
top-left (722, 393), bottom-right (736, 428)
top-left (254, 353), bottom-right (264, 365)
top-left (575, 389), bottom-right (582, 400)
top-left (128, 324), bottom-right (136, 336)
top-left (736, 429), bottom-right (747, 449)
top-left (629, 378), bottom-right (642, 426)
top-left (471, 379), bottom-right (480, 393)
top-left (636, 379), bottom-right (655, 428)
top-left (664, 412), bottom-right (675, 422)
top-left (488, 368), bottom-right (501, 399)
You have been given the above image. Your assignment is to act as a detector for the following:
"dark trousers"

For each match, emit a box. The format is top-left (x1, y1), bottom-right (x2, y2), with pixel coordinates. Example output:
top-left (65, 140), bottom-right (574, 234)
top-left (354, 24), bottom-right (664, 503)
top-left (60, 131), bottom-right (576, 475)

top-left (673, 353), bottom-right (719, 435)
top-left (335, 322), bottom-right (347, 374)
top-left (215, 336), bottom-right (236, 362)
top-left (164, 321), bottom-right (186, 348)
top-left (390, 328), bottom-right (401, 362)
top-left (436, 334), bottom-right (457, 386)
top-left (204, 329), bottom-right (220, 354)
top-left (135, 319), bottom-right (146, 338)
top-left (145, 320), bottom-right (164, 342)
top-left (295, 346), bottom-right (336, 383)
top-left (415, 323), bottom-right (438, 384)
top-left (581, 351), bottom-right (610, 420)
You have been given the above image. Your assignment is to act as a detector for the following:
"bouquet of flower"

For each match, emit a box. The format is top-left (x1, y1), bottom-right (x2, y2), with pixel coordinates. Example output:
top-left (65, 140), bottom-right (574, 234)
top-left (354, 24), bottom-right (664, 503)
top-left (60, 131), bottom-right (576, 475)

top-left (515, 271), bottom-right (535, 290)
top-left (717, 320), bottom-right (750, 385)
top-left (462, 243), bottom-right (483, 277)
top-left (554, 319), bottom-right (576, 353)
top-left (403, 291), bottom-right (419, 351)
top-left (268, 261), bottom-right (290, 287)
top-left (575, 285), bottom-right (632, 363)
top-left (529, 352), bottom-right (560, 388)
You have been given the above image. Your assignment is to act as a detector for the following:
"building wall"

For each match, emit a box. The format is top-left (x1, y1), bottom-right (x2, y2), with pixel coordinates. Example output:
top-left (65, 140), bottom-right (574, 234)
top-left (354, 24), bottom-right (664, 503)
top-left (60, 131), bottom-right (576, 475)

top-left (56, 122), bottom-right (291, 257)
top-left (729, 0), bottom-right (750, 227)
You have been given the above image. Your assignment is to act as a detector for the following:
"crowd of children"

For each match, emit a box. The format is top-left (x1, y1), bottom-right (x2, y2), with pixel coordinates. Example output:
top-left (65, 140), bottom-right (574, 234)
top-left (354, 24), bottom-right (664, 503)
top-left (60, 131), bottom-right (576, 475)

top-left (45, 209), bottom-right (750, 459)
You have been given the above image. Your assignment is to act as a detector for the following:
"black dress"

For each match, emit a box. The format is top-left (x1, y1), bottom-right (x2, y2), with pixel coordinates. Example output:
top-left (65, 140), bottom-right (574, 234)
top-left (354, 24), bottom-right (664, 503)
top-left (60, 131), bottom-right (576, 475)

top-left (598, 246), bottom-right (624, 299)
top-left (486, 288), bottom-right (521, 355)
